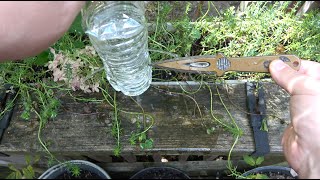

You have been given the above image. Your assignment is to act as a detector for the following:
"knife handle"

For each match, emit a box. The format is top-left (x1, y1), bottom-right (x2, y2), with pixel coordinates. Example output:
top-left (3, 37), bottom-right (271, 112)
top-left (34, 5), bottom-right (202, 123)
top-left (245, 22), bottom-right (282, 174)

top-left (215, 54), bottom-right (301, 76)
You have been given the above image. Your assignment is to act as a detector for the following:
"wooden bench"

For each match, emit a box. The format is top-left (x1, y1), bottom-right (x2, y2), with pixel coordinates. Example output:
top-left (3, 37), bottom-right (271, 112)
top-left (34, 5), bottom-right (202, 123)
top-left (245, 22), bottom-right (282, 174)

top-left (0, 80), bottom-right (291, 178)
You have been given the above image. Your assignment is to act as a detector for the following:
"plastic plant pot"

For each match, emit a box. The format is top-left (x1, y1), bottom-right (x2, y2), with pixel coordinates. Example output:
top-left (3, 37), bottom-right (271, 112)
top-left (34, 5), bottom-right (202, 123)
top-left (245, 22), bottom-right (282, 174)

top-left (38, 160), bottom-right (111, 179)
top-left (130, 167), bottom-right (191, 179)
top-left (241, 165), bottom-right (298, 179)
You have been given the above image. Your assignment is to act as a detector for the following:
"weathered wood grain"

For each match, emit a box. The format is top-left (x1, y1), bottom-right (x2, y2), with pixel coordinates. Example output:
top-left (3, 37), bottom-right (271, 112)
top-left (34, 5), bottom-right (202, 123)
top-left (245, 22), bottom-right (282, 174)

top-left (0, 81), bottom-right (290, 158)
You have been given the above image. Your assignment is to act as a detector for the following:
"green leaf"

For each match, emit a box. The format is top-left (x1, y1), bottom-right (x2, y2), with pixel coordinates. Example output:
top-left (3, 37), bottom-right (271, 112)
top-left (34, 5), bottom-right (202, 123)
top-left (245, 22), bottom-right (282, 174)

top-left (129, 135), bottom-right (137, 145)
top-left (255, 173), bottom-right (269, 179)
top-left (24, 49), bottom-right (51, 66)
top-left (22, 165), bottom-right (35, 179)
top-left (25, 155), bottom-right (31, 165)
top-left (5, 173), bottom-right (15, 179)
top-left (34, 155), bottom-right (41, 163)
top-left (113, 146), bottom-right (121, 157)
top-left (35, 50), bottom-right (50, 66)
top-left (247, 174), bottom-right (257, 179)
top-left (68, 13), bottom-right (85, 35)
top-left (206, 127), bottom-right (216, 135)
top-left (26, 165), bottom-right (34, 174)
top-left (6, 171), bottom-right (22, 179)
top-left (50, 110), bottom-right (58, 119)
top-left (73, 40), bottom-right (85, 49)
top-left (6, 172), bottom-right (20, 179)
top-left (140, 139), bottom-right (154, 150)
top-left (7, 165), bottom-right (19, 172)
top-left (190, 28), bottom-right (201, 40)
top-left (138, 133), bottom-right (146, 142)
top-left (260, 118), bottom-right (269, 132)
top-left (70, 165), bottom-right (81, 177)
top-left (144, 139), bottom-right (154, 149)
top-left (255, 156), bottom-right (264, 166)
top-left (243, 155), bottom-right (256, 166)
top-left (139, 143), bottom-right (146, 149)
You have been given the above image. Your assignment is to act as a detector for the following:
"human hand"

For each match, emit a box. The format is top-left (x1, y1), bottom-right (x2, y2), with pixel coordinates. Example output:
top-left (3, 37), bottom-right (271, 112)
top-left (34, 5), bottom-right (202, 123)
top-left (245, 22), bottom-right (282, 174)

top-left (269, 59), bottom-right (320, 178)
top-left (0, 1), bottom-right (85, 61)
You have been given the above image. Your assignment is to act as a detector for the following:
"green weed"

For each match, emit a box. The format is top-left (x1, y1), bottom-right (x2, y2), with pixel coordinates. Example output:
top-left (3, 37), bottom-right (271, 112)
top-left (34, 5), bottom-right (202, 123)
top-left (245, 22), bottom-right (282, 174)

top-left (6, 155), bottom-right (40, 179)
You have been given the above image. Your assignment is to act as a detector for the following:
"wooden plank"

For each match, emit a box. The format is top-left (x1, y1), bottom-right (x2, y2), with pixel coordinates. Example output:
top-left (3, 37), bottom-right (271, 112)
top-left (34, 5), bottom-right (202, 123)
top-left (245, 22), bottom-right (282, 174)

top-left (296, 1), bottom-right (320, 17)
top-left (0, 81), bottom-right (290, 157)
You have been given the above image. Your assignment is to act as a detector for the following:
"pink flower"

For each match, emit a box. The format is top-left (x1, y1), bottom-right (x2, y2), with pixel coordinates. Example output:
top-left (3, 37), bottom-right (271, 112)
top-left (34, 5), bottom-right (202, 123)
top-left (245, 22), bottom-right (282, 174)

top-left (53, 69), bottom-right (66, 82)
top-left (47, 60), bottom-right (59, 70)
top-left (71, 76), bottom-right (81, 91)
top-left (47, 47), bottom-right (65, 70)
top-left (91, 82), bottom-right (100, 93)
top-left (79, 78), bottom-right (92, 93)
top-left (71, 59), bottom-right (83, 74)
top-left (49, 47), bottom-right (56, 57)
top-left (85, 45), bottom-right (97, 56)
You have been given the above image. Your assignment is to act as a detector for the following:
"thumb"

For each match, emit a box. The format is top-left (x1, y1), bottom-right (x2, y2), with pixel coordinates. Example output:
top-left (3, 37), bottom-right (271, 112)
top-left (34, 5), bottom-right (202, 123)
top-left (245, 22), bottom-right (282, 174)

top-left (269, 60), bottom-right (320, 95)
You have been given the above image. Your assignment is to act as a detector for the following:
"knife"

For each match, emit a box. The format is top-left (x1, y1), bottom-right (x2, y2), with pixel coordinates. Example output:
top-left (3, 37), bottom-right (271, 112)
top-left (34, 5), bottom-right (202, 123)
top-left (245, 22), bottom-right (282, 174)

top-left (152, 53), bottom-right (301, 76)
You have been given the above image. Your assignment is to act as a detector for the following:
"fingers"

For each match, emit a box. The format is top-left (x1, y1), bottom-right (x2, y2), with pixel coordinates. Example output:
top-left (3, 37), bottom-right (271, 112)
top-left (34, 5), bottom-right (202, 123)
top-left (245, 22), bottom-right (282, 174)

top-left (269, 60), bottom-right (320, 95)
top-left (281, 123), bottom-right (301, 173)
top-left (299, 60), bottom-right (320, 79)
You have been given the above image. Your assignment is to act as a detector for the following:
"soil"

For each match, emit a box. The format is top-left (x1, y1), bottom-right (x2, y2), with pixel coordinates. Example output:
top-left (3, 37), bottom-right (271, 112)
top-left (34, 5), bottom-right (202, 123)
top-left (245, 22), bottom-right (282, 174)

top-left (130, 167), bottom-right (190, 179)
top-left (55, 169), bottom-right (102, 179)
top-left (248, 171), bottom-right (297, 179)
top-left (264, 172), bottom-right (296, 179)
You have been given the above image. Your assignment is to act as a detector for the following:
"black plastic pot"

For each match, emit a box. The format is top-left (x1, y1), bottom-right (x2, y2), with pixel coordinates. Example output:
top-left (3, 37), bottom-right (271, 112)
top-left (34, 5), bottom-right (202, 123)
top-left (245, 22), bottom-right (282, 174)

top-left (130, 167), bottom-right (190, 179)
top-left (241, 166), bottom-right (299, 179)
top-left (38, 160), bottom-right (111, 179)
top-left (0, 84), bottom-right (17, 143)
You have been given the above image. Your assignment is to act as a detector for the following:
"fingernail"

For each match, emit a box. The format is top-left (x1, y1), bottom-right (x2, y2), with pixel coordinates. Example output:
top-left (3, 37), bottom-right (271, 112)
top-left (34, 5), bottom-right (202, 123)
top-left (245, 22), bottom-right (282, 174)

top-left (271, 60), bottom-right (287, 71)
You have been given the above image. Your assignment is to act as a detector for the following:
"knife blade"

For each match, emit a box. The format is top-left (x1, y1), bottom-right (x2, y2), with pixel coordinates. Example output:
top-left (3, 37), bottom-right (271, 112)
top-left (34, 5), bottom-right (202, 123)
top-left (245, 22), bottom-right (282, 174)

top-left (152, 53), bottom-right (301, 76)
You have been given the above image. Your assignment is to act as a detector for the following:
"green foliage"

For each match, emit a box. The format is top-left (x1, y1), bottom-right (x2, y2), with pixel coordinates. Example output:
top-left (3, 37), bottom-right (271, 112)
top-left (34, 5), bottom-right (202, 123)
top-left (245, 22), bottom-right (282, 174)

top-left (0, 92), bottom-right (16, 121)
top-left (6, 155), bottom-right (40, 179)
top-left (68, 13), bottom-right (85, 35)
top-left (70, 166), bottom-right (81, 177)
top-left (243, 155), bottom-right (265, 167)
top-left (113, 146), bottom-right (122, 157)
top-left (129, 131), bottom-right (154, 150)
top-left (24, 49), bottom-right (52, 66)
top-left (149, 1), bottom-right (320, 81)
top-left (260, 118), bottom-right (269, 132)
top-left (66, 163), bottom-right (81, 177)
top-left (247, 173), bottom-right (270, 179)
top-left (288, 10), bottom-right (320, 61)
top-left (149, 1), bottom-right (201, 61)
top-left (141, 138), bottom-right (154, 149)
top-left (206, 127), bottom-right (216, 135)
top-left (255, 156), bottom-right (265, 166)
top-left (243, 155), bottom-right (256, 167)
top-left (111, 92), bottom-right (122, 157)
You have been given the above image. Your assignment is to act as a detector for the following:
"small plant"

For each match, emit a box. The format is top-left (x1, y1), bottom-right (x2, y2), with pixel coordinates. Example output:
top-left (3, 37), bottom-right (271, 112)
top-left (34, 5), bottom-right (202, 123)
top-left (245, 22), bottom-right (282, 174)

top-left (130, 131), bottom-right (154, 150)
top-left (246, 173), bottom-right (269, 179)
top-left (46, 45), bottom-right (102, 94)
top-left (66, 163), bottom-right (82, 177)
top-left (6, 155), bottom-right (40, 179)
top-left (243, 155), bottom-right (265, 167)
top-left (227, 154), bottom-right (267, 179)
